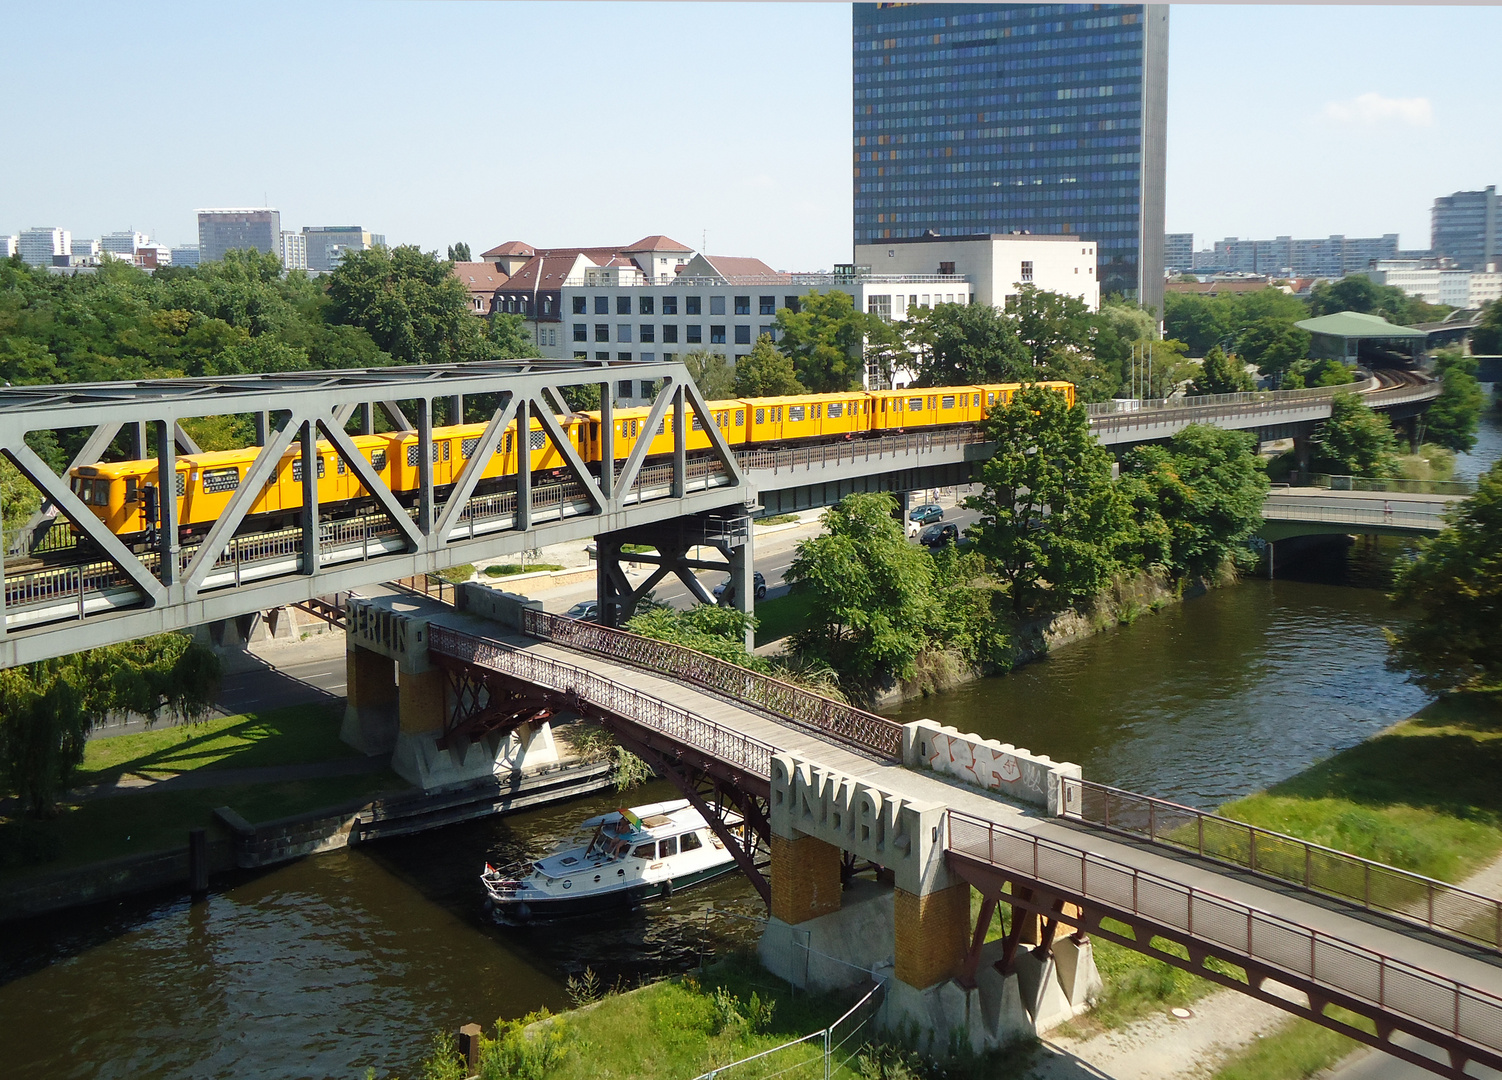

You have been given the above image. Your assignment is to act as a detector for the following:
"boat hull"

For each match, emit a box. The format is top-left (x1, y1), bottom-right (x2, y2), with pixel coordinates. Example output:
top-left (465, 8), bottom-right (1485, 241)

top-left (489, 860), bottom-right (737, 921)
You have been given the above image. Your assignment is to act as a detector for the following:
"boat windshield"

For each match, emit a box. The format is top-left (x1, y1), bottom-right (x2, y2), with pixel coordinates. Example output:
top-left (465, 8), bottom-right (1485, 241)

top-left (587, 828), bottom-right (629, 859)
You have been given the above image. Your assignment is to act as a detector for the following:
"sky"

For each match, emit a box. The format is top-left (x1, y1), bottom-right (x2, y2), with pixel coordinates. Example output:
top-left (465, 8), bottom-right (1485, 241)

top-left (1, 3), bottom-right (1499, 269)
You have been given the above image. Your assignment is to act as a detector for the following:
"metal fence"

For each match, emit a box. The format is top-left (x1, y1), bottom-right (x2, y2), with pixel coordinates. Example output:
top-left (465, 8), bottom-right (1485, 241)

top-left (1063, 779), bottom-right (1502, 954)
top-left (1261, 494), bottom-right (1452, 532)
top-left (1309, 473), bottom-right (1477, 497)
top-left (736, 428), bottom-right (987, 475)
top-left (428, 623), bottom-right (776, 780)
top-left (946, 809), bottom-right (1502, 1061)
top-left (1085, 382), bottom-right (1363, 417)
top-left (688, 981), bottom-right (887, 1080)
top-left (521, 609), bottom-right (905, 761)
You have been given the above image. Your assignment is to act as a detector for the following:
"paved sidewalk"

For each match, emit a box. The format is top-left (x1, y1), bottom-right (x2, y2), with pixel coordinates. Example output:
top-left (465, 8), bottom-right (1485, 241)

top-left (69, 755), bottom-right (391, 801)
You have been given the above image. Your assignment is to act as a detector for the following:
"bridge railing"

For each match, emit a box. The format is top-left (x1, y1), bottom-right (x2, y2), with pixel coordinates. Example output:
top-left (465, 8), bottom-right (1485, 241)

top-left (1062, 779), bottom-right (1502, 954)
top-left (520, 609), bottom-right (905, 761)
top-left (1085, 382), bottom-right (1356, 417)
top-left (428, 624), bottom-right (775, 779)
top-left (1307, 473), bottom-right (1477, 497)
top-left (946, 809), bottom-right (1502, 1060)
top-left (737, 428), bottom-right (988, 474)
top-left (1262, 495), bottom-right (1452, 531)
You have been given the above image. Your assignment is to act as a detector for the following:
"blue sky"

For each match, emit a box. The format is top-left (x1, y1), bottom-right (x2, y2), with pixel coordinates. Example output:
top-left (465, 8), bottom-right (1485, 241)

top-left (1, 3), bottom-right (1498, 268)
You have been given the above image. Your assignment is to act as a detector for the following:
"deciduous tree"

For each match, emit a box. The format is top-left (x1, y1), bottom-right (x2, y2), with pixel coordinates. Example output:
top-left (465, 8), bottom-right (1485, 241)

top-left (682, 349), bottom-right (737, 400)
top-left (905, 301), bottom-right (1030, 386)
top-left (1473, 300), bottom-right (1502, 355)
top-left (1236, 318), bottom-right (1311, 385)
top-left (773, 290), bottom-right (876, 392)
top-left (733, 335), bottom-right (804, 397)
top-left (1313, 392), bottom-right (1402, 477)
top-left (1425, 350), bottom-right (1485, 454)
top-left (326, 245), bottom-right (494, 366)
top-left (1191, 345), bottom-right (1254, 395)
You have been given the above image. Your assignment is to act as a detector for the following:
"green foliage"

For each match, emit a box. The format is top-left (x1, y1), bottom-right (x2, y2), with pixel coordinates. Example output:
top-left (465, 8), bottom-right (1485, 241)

top-left (1120, 425), bottom-right (1268, 580)
top-left (418, 1030), bottom-right (467, 1080)
top-left (446, 242), bottom-right (471, 262)
top-left (681, 348), bottom-right (736, 399)
top-left (1387, 460), bottom-right (1502, 693)
top-left (773, 290), bottom-right (876, 392)
top-left (564, 967), bottom-right (603, 1008)
top-left (1281, 358), bottom-right (1356, 389)
top-left (1237, 318), bottom-right (1310, 383)
top-left (472, 1011), bottom-right (570, 1080)
top-left (1164, 291), bottom-right (1233, 356)
top-left (1191, 345), bottom-right (1254, 395)
top-left (623, 605), bottom-right (766, 671)
top-left (1308, 275), bottom-right (1450, 326)
top-left (1425, 350), bottom-right (1484, 454)
top-left (0, 635), bottom-right (221, 816)
top-left (906, 301), bottom-right (1031, 386)
top-left (1312, 393), bottom-right (1402, 477)
top-left (1, 456), bottom-right (41, 531)
top-left (1474, 299), bottom-right (1502, 355)
top-left (786, 493), bottom-right (935, 688)
top-left (924, 544), bottom-right (1011, 671)
top-left (733, 334), bottom-right (804, 397)
top-left (1003, 284), bottom-right (1094, 371)
top-left (1209, 1018), bottom-right (1355, 1080)
top-left (966, 386), bottom-right (1127, 615)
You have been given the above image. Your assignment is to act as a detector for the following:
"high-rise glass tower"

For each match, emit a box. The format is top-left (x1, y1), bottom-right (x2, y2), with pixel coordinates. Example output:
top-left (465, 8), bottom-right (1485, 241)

top-left (1431, 186), bottom-right (1498, 271)
top-left (853, 4), bottom-right (1169, 317)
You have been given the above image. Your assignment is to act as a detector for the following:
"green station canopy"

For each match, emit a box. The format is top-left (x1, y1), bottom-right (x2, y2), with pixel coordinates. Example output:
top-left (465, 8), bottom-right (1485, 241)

top-left (1294, 311), bottom-right (1428, 340)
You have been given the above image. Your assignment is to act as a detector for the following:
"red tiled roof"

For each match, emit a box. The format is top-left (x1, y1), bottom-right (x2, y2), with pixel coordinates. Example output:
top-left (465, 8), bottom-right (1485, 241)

top-left (451, 262), bottom-right (508, 292)
top-left (481, 240), bottom-right (535, 258)
top-left (696, 255), bottom-right (784, 280)
top-left (623, 234), bottom-right (694, 253)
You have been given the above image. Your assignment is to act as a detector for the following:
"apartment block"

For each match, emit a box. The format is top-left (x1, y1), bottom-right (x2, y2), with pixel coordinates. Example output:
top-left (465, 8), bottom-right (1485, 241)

top-left (197, 209), bottom-right (281, 262)
top-left (1432, 186), bottom-right (1499, 271)
top-left (17, 227), bottom-right (70, 267)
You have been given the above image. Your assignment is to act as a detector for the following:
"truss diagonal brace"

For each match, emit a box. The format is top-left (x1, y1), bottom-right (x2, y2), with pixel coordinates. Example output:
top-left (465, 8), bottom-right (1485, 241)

top-left (614, 382), bottom-right (680, 496)
top-left (435, 395), bottom-right (518, 544)
top-left (316, 418), bottom-right (424, 551)
top-left (531, 401), bottom-right (605, 514)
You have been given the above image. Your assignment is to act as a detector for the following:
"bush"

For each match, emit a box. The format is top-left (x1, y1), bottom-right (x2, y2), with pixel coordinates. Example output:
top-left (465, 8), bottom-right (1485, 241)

top-left (477, 1011), bottom-right (570, 1080)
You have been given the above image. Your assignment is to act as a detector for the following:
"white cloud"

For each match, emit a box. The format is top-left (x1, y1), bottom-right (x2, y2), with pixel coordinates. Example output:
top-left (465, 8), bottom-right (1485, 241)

top-left (1321, 92), bottom-right (1433, 127)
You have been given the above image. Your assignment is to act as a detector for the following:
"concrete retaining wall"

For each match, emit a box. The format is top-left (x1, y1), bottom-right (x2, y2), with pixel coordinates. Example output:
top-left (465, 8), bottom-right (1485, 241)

top-left (0, 840), bottom-right (235, 923)
top-left (902, 719), bottom-right (1081, 816)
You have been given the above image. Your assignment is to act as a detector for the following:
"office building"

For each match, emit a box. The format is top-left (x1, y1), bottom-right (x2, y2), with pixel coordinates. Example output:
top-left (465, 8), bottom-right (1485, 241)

top-left (280, 230), bottom-right (307, 271)
top-left (1164, 233), bottom-right (1193, 273)
top-left (17, 227), bottom-right (71, 267)
top-left (854, 233), bottom-right (1099, 310)
top-left (197, 208), bottom-right (280, 262)
top-left (1431, 186), bottom-right (1499, 271)
top-left (853, 3), bottom-right (1169, 316)
top-left (101, 231), bottom-right (148, 256)
top-left (1191, 234), bottom-right (1399, 278)
top-left (0, 236), bottom-right (15, 260)
top-left (171, 245), bottom-right (201, 268)
top-left (302, 226), bottom-right (384, 272)
top-left (1367, 259), bottom-right (1488, 309)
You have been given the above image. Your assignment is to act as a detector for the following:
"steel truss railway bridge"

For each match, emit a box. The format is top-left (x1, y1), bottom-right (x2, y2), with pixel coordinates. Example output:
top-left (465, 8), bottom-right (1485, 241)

top-left (0, 360), bottom-right (1441, 668)
top-left (345, 587), bottom-right (1502, 1078)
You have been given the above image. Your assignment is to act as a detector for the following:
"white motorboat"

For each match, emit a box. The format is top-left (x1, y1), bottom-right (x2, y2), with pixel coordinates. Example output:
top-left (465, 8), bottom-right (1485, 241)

top-left (482, 799), bottom-right (741, 920)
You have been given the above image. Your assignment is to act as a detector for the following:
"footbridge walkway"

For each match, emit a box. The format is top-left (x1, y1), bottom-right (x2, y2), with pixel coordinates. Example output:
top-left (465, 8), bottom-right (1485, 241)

top-left (343, 586), bottom-right (1502, 1078)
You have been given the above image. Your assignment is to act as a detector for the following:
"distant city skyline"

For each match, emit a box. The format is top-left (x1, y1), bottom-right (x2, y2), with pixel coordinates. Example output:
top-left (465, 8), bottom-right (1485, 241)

top-left (1, 3), bottom-right (1499, 269)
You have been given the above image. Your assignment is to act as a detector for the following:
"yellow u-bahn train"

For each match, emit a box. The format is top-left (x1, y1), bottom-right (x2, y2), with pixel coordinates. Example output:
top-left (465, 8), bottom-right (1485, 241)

top-left (67, 381), bottom-right (1074, 543)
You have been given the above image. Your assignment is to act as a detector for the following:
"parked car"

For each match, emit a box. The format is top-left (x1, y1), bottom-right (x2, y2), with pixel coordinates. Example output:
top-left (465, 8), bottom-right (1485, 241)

top-left (713, 571), bottom-right (768, 602)
top-left (909, 503), bottom-right (944, 524)
top-left (919, 522), bottom-right (959, 547)
top-left (564, 601), bottom-right (599, 621)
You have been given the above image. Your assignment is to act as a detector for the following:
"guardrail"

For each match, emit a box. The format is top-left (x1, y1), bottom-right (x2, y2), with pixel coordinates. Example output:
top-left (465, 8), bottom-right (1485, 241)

top-left (1063, 779), bottom-right (1502, 954)
top-left (428, 623), bottom-right (775, 779)
top-left (520, 609), bottom-right (905, 761)
top-left (1262, 494), bottom-right (1452, 531)
top-left (737, 427), bottom-right (987, 474)
top-left (946, 809), bottom-right (1502, 1065)
top-left (1308, 473), bottom-right (1477, 496)
top-left (1085, 382), bottom-right (1368, 417)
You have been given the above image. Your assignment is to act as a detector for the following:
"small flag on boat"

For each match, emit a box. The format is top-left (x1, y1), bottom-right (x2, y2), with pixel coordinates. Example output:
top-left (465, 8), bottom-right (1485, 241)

top-left (618, 808), bottom-right (644, 830)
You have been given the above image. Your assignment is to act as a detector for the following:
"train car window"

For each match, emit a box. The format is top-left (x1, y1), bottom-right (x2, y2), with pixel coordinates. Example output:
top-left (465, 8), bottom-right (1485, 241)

top-left (828, 403), bottom-right (843, 418)
top-left (788, 406), bottom-right (804, 422)
top-left (927, 396), bottom-right (937, 410)
top-left (941, 395), bottom-right (955, 409)
top-left (658, 419), bottom-right (667, 436)
top-left (291, 458), bottom-right (326, 482)
top-left (371, 450), bottom-right (387, 471)
top-left (735, 409), bottom-right (745, 426)
top-left (504, 433), bottom-right (513, 453)
top-left (529, 430), bottom-right (546, 451)
top-left (336, 457), bottom-right (346, 475)
top-left (771, 407), bottom-right (781, 422)
top-left (125, 477), bottom-right (138, 503)
top-left (462, 437), bottom-right (479, 458)
top-left (813, 404), bottom-right (821, 418)
top-left (908, 397), bottom-right (924, 412)
top-left (406, 445), bottom-right (419, 467)
top-left (973, 394), bottom-right (981, 406)
top-left (988, 392), bottom-right (996, 405)
top-left (691, 415), bottom-right (704, 431)
top-left (175, 474), bottom-right (186, 498)
top-left (631, 420), bottom-right (638, 437)
top-left (442, 441), bottom-right (451, 461)
top-left (754, 408), bottom-right (764, 425)
top-left (202, 467), bottom-right (240, 494)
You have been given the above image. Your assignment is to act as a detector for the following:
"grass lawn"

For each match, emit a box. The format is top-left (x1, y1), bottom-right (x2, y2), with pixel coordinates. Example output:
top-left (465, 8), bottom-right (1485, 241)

top-left (1221, 691), bottom-right (1502, 884)
top-left (0, 768), bottom-right (407, 880)
top-left (78, 703), bottom-right (357, 785)
top-left (1209, 1017), bottom-right (1359, 1080)
top-left (754, 592), bottom-right (815, 648)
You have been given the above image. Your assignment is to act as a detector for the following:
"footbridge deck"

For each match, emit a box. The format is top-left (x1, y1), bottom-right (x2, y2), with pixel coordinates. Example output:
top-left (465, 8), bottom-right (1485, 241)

top-left (361, 591), bottom-right (1502, 1078)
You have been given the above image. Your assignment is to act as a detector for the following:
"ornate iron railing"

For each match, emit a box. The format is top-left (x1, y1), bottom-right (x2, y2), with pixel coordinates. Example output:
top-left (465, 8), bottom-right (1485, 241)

top-left (428, 623), bottom-right (775, 779)
top-left (520, 609), bottom-right (905, 762)
top-left (1064, 779), bottom-right (1502, 954)
top-left (947, 809), bottom-right (1502, 1066)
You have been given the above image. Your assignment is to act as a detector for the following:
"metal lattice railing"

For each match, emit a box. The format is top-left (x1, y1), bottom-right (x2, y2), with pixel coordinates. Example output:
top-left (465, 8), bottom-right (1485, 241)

top-left (736, 427), bottom-right (987, 474)
top-left (521, 609), bottom-right (905, 762)
top-left (1064, 779), bottom-right (1502, 954)
top-left (428, 623), bottom-right (775, 779)
top-left (946, 809), bottom-right (1502, 1062)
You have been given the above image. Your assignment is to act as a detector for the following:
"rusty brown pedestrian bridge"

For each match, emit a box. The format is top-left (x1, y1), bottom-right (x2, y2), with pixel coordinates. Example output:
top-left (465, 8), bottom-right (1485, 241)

top-left (341, 584), bottom-right (1502, 1077)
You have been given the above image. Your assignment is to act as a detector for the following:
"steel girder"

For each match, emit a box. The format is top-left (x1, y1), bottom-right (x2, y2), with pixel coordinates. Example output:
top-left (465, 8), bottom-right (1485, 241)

top-left (0, 360), bottom-right (752, 669)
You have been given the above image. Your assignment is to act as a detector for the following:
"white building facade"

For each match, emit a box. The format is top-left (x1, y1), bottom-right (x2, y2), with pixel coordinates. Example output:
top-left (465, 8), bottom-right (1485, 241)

top-left (101, 231), bottom-right (148, 256)
top-left (17, 227), bottom-right (70, 267)
top-left (854, 233), bottom-right (1099, 312)
top-left (279, 230), bottom-right (307, 271)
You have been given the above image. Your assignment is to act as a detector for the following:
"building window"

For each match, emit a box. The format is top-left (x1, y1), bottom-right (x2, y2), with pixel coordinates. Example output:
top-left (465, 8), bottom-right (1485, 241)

top-left (573, 324), bottom-right (587, 342)
top-left (595, 324), bottom-right (609, 342)
top-left (572, 296), bottom-right (586, 315)
top-left (596, 351), bottom-right (610, 361)
top-left (710, 296), bottom-right (726, 316)
top-left (734, 324), bottom-right (751, 345)
top-left (639, 296), bottom-right (655, 315)
top-left (618, 352), bottom-right (632, 361)
top-left (663, 324), bottom-right (679, 343)
top-left (783, 296), bottom-right (801, 313)
top-left (618, 324), bottom-right (632, 343)
top-left (640, 324), bottom-right (655, 342)
top-left (734, 296), bottom-right (750, 315)
top-left (710, 326), bottom-right (726, 344)
top-left (640, 351), bottom-right (654, 362)
top-left (663, 295), bottom-right (678, 315)
top-left (686, 296), bottom-right (701, 315)
top-left (687, 325), bottom-right (702, 344)
top-left (575, 352), bottom-right (589, 361)
top-left (759, 325), bottom-right (773, 339)
top-left (542, 298), bottom-right (552, 315)
top-left (1021, 261), bottom-right (1034, 282)
top-left (594, 296), bottom-right (609, 314)
top-left (759, 295), bottom-right (776, 315)
top-left (617, 380), bottom-right (632, 398)
top-left (617, 296), bottom-right (631, 315)
top-left (868, 295), bottom-right (892, 321)
top-left (938, 261), bottom-right (955, 275)
top-left (640, 380), bottom-right (655, 399)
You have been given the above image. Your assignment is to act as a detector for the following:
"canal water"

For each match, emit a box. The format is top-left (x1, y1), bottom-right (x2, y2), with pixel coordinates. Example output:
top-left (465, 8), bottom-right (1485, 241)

top-left (2, 389), bottom-right (1497, 1080)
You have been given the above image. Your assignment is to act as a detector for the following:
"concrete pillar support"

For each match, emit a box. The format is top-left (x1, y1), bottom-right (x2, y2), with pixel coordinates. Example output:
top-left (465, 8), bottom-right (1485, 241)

top-left (1293, 434), bottom-right (1311, 484)
top-left (893, 882), bottom-right (971, 990)
top-left (398, 666), bottom-right (446, 736)
top-left (339, 643), bottom-right (399, 755)
top-left (770, 833), bottom-right (843, 925)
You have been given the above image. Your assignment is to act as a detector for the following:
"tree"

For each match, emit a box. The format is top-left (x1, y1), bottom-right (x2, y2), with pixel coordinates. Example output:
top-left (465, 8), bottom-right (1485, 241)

top-left (446, 242), bottom-right (471, 262)
top-left (1002, 284), bottom-right (1094, 370)
top-left (773, 290), bottom-right (877, 392)
top-left (1236, 318), bottom-right (1310, 384)
top-left (1120, 425), bottom-right (1268, 580)
top-left (1191, 345), bottom-right (1254, 395)
top-left (1282, 358), bottom-right (1356, 389)
top-left (1307, 276), bottom-right (1445, 326)
top-left (965, 385), bottom-right (1128, 615)
top-left (1387, 459), bottom-right (1502, 693)
top-left (733, 335), bottom-right (804, 397)
top-left (1425, 350), bottom-right (1485, 454)
top-left (1165, 292), bottom-right (1233, 357)
top-left (0, 635), bottom-right (220, 816)
top-left (680, 349), bottom-right (736, 400)
top-left (1474, 300), bottom-right (1502, 355)
top-left (1, 456), bottom-right (40, 531)
top-left (624, 605), bottom-right (765, 670)
top-left (905, 301), bottom-right (1030, 386)
top-left (1313, 392), bottom-right (1402, 477)
top-left (785, 493), bottom-right (935, 689)
top-left (326, 245), bottom-right (490, 366)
